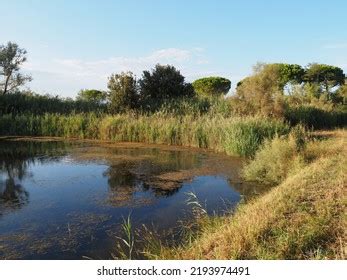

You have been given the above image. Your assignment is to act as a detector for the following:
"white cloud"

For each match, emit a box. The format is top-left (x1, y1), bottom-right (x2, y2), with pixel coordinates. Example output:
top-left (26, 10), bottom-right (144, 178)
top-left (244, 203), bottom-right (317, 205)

top-left (24, 47), bottom-right (213, 97)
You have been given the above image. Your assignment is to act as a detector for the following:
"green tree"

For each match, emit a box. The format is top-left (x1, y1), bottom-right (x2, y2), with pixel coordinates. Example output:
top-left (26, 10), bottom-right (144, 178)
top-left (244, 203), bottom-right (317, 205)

top-left (192, 76), bottom-right (231, 97)
top-left (139, 64), bottom-right (194, 110)
top-left (107, 72), bottom-right (138, 113)
top-left (304, 63), bottom-right (345, 94)
top-left (76, 89), bottom-right (106, 104)
top-left (0, 42), bottom-right (32, 94)
top-left (237, 63), bottom-right (304, 91)
top-left (234, 63), bottom-right (288, 117)
top-left (276, 63), bottom-right (305, 88)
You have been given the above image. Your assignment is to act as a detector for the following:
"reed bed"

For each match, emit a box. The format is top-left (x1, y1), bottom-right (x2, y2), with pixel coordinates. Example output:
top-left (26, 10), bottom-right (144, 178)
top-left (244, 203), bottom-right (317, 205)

top-left (0, 113), bottom-right (289, 157)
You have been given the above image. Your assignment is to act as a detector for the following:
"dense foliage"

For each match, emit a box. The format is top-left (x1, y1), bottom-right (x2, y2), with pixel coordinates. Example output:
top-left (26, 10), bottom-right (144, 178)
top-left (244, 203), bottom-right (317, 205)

top-left (76, 89), bottom-right (106, 104)
top-left (233, 62), bottom-right (346, 119)
top-left (304, 63), bottom-right (345, 94)
top-left (139, 64), bottom-right (194, 111)
top-left (107, 72), bottom-right (139, 113)
top-left (192, 76), bottom-right (231, 97)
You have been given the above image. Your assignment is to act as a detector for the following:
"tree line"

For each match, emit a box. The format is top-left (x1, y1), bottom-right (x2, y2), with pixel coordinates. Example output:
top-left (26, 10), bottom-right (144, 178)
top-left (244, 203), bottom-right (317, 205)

top-left (1, 41), bottom-right (346, 122)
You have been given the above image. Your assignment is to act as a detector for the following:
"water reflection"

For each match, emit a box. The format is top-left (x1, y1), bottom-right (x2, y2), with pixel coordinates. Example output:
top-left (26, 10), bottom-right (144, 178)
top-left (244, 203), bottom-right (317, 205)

top-left (0, 178), bottom-right (29, 210)
top-left (0, 141), bottom-right (68, 213)
top-left (104, 158), bottom-right (185, 207)
top-left (104, 161), bottom-right (147, 207)
top-left (0, 139), bottom-right (268, 260)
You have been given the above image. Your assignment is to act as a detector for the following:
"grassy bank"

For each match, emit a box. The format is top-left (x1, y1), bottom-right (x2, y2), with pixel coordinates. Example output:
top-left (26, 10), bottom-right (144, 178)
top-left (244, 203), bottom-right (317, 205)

top-left (0, 113), bottom-right (289, 157)
top-left (148, 131), bottom-right (346, 259)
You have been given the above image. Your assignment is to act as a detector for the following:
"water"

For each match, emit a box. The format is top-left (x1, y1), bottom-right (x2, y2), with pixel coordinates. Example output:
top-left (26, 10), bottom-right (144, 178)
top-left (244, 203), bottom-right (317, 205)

top-left (0, 139), bottom-right (263, 259)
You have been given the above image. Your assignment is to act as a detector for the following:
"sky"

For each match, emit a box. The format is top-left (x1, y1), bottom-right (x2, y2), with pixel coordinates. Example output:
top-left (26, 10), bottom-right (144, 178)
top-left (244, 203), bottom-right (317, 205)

top-left (1, 0), bottom-right (346, 98)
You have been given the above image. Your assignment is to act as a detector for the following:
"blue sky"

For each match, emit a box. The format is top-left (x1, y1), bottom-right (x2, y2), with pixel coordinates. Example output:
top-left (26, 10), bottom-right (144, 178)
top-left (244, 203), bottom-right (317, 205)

top-left (1, 0), bottom-right (346, 97)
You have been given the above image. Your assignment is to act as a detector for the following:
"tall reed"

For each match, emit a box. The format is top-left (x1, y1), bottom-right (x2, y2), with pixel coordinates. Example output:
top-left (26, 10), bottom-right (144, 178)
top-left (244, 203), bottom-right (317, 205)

top-left (0, 113), bottom-right (289, 157)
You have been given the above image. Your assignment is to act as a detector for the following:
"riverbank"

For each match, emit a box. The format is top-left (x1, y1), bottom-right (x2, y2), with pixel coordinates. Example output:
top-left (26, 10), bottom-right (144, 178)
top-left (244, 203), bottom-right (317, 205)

top-left (149, 130), bottom-right (346, 259)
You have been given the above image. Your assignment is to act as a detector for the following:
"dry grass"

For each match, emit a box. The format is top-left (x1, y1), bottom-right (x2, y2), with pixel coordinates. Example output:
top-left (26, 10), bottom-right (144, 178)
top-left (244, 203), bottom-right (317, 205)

top-left (153, 130), bottom-right (346, 259)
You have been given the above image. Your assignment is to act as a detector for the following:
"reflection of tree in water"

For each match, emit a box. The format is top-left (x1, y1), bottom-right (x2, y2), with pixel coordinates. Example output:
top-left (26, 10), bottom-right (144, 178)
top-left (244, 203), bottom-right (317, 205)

top-left (104, 161), bottom-right (143, 207)
top-left (0, 140), bottom-right (69, 213)
top-left (0, 178), bottom-right (29, 209)
top-left (103, 156), bottom-right (187, 207)
top-left (0, 155), bottom-right (31, 211)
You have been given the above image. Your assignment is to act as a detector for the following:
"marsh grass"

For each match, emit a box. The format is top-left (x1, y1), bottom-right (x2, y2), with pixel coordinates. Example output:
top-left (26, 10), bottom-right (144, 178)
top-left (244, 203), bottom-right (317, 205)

top-left (0, 113), bottom-right (289, 157)
top-left (113, 214), bottom-right (135, 260)
top-left (242, 125), bottom-right (308, 185)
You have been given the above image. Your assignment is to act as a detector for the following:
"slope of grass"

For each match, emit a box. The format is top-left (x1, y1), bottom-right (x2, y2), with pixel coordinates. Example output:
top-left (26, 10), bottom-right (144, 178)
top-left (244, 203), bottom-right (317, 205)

top-left (152, 131), bottom-right (346, 259)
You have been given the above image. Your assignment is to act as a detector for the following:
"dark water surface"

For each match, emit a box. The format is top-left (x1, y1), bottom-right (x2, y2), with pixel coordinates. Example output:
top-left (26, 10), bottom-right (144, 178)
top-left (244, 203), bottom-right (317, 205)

top-left (0, 139), bottom-right (264, 259)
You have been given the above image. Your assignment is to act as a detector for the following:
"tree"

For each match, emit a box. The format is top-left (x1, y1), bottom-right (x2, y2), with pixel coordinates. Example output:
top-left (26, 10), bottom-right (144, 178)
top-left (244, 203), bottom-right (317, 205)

top-left (234, 63), bottom-right (286, 117)
top-left (139, 64), bottom-right (194, 110)
top-left (237, 63), bottom-right (304, 91)
top-left (107, 72), bottom-right (138, 113)
top-left (304, 63), bottom-right (345, 94)
top-left (76, 89), bottom-right (106, 104)
top-left (0, 42), bottom-right (32, 94)
top-left (192, 76), bottom-right (231, 97)
top-left (275, 63), bottom-right (305, 88)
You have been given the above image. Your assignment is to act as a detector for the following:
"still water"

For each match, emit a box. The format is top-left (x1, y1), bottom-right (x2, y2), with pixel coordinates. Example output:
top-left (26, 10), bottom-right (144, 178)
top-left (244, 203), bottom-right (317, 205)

top-left (0, 139), bottom-right (263, 259)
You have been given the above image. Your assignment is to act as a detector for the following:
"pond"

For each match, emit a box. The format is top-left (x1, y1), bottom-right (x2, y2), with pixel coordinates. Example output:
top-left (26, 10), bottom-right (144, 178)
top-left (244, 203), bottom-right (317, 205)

top-left (0, 139), bottom-right (265, 259)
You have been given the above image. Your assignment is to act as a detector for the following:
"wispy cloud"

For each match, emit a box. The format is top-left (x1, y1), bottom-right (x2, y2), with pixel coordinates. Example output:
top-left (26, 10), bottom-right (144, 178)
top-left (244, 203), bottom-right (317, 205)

top-left (52, 48), bottom-right (194, 77)
top-left (23, 48), bottom-right (214, 97)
